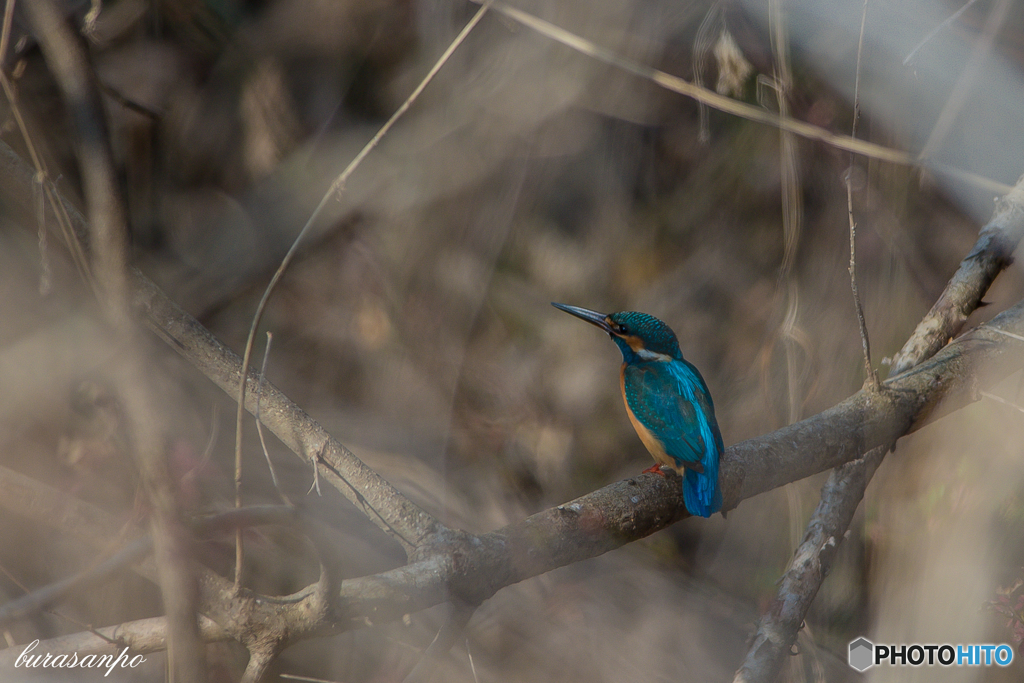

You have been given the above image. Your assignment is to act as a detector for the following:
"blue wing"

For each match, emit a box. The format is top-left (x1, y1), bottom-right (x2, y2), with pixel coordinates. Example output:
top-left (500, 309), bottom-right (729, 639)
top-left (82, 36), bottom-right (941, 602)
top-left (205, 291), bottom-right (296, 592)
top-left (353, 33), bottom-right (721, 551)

top-left (623, 361), bottom-right (723, 517)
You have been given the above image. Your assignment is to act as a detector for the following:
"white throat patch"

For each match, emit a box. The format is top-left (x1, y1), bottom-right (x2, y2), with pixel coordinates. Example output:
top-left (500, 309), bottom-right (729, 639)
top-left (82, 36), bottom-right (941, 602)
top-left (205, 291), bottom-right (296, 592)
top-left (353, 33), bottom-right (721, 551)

top-left (636, 348), bottom-right (672, 362)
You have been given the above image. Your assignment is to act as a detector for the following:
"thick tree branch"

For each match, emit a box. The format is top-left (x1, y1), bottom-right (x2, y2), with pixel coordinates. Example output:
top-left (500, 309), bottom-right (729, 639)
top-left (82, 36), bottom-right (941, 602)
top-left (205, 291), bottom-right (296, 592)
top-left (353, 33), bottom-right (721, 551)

top-left (200, 301), bottom-right (1024, 624)
top-left (468, 303), bottom-right (1024, 598)
top-left (135, 255), bottom-right (1018, 593)
top-left (892, 177), bottom-right (1024, 374)
top-left (3, 297), bottom-right (1024, 670)
top-left (734, 173), bottom-right (1024, 683)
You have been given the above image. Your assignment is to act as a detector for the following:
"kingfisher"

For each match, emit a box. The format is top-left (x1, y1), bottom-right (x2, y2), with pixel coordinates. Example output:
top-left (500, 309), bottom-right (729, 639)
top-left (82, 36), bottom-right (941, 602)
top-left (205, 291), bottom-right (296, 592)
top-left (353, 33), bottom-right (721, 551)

top-left (552, 303), bottom-right (724, 518)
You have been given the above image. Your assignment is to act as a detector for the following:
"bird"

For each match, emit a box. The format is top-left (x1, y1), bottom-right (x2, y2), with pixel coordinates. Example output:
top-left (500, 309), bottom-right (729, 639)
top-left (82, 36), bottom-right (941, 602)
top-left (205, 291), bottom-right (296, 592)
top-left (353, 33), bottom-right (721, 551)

top-left (552, 303), bottom-right (724, 518)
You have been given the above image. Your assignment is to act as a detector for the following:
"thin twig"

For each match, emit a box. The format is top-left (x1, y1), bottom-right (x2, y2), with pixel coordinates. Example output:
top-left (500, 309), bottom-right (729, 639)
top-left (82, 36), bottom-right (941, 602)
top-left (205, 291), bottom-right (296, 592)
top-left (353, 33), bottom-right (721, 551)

top-left (306, 445), bottom-right (322, 497)
top-left (256, 331), bottom-right (291, 505)
top-left (466, 638), bottom-right (480, 683)
top-left (34, 170), bottom-right (50, 294)
top-left (0, 1), bottom-right (93, 287)
top-left (0, 1), bottom-right (50, 296)
top-left (280, 675), bottom-right (339, 683)
top-left (904, 0), bottom-right (981, 66)
top-left (767, 0), bottom-right (806, 426)
top-left (1, 0), bottom-right (88, 291)
top-left (402, 601), bottom-right (477, 683)
top-left (980, 390), bottom-right (1024, 414)
top-left (693, 2), bottom-right (722, 143)
top-left (0, 0), bottom-right (14, 67)
top-left (918, 0), bottom-right (1011, 167)
top-left (847, 0), bottom-right (880, 391)
top-left (72, 259), bottom-right (436, 556)
top-left (471, 0), bottom-right (1008, 195)
top-left (230, 2), bottom-right (490, 576)
top-left (198, 403), bottom-right (220, 469)
top-left (986, 327), bottom-right (1024, 345)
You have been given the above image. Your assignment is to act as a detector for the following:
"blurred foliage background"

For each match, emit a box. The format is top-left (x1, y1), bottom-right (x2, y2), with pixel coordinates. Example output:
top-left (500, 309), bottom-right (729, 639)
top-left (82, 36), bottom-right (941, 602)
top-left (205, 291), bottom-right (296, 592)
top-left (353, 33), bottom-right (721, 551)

top-left (3, 0), bottom-right (1024, 680)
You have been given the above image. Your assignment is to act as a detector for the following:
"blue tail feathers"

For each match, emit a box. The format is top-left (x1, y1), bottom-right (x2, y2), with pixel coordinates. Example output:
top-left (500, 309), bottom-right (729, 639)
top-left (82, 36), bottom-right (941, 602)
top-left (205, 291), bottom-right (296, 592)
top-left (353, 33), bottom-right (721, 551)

top-left (683, 468), bottom-right (722, 518)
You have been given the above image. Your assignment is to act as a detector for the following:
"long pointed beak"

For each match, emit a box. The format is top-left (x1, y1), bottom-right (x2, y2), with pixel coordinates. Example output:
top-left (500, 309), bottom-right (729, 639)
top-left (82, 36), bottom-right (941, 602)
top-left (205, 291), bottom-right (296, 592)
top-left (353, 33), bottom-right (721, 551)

top-left (551, 302), bottom-right (614, 334)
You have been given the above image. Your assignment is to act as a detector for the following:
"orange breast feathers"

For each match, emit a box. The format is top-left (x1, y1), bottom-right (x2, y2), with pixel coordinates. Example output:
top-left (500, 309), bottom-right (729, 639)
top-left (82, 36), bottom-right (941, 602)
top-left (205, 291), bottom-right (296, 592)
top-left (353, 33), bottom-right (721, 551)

top-left (620, 364), bottom-right (682, 473)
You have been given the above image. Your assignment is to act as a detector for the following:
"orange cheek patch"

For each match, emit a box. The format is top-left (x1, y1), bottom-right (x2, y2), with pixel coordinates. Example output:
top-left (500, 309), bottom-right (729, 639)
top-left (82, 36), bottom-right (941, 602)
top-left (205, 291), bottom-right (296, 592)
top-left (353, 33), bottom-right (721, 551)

top-left (622, 335), bottom-right (645, 353)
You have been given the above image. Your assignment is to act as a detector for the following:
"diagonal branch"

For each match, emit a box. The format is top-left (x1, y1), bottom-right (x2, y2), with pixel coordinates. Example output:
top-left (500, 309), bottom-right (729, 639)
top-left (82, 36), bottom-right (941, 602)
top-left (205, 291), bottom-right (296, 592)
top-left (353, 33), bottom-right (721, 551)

top-left (317, 296), bottom-right (1024, 616)
top-left (472, 0), bottom-right (1010, 195)
top-left (0, 134), bottom-right (443, 557)
top-left (139, 263), bottom-right (1024, 608)
top-left (134, 273), bottom-right (446, 555)
top-left (3, 294), bottom-right (1024, 668)
top-left (892, 177), bottom-right (1024, 374)
top-left (11, 295), bottom-right (1024, 669)
top-left (734, 173), bottom-right (1024, 683)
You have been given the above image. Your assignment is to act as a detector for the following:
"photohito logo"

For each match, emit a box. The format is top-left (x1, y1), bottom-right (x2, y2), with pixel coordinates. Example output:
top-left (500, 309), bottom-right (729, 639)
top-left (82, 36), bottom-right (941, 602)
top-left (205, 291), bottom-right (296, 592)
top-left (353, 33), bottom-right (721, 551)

top-left (848, 637), bottom-right (1014, 672)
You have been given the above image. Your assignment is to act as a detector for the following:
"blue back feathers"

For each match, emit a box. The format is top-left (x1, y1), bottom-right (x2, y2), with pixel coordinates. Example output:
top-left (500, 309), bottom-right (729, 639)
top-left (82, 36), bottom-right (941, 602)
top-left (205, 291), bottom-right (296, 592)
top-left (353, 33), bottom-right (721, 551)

top-left (612, 312), bottom-right (724, 518)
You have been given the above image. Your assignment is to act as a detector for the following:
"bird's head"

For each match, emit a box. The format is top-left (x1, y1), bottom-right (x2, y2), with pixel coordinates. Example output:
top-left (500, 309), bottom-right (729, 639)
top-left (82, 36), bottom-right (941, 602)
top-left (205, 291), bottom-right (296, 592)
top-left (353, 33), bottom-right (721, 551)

top-left (552, 303), bottom-right (683, 363)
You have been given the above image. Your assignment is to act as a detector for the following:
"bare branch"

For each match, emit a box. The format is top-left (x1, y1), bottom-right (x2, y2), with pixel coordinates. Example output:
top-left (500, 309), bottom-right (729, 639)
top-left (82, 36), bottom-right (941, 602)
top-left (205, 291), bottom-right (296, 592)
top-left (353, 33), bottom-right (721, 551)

top-left (471, 0), bottom-right (1009, 195)
top-left (332, 301), bottom-right (1024, 622)
top-left (904, 0), bottom-right (982, 66)
top-left (847, 0), bottom-right (880, 393)
top-left (734, 171), bottom-right (1024, 683)
top-left (133, 273), bottom-right (445, 552)
top-left (0, 537), bottom-right (151, 628)
top-left (4, 105), bottom-right (1024, 675)
top-left (918, 0), bottom-right (1012, 162)
top-left (2, 22), bottom-right (1024, 673)
top-left (0, 488), bottom-right (341, 676)
top-left (3, 296), bottom-right (1024, 670)
top-left (402, 601), bottom-right (477, 683)
top-left (734, 450), bottom-right (882, 683)
top-left (892, 175), bottom-right (1024, 374)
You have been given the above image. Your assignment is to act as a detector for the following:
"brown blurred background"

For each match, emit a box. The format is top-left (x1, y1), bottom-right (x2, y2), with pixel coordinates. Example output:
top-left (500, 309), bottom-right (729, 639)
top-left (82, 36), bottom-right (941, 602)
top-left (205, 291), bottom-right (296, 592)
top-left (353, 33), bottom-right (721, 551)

top-left (2, 0), bottom-right (1024, 680)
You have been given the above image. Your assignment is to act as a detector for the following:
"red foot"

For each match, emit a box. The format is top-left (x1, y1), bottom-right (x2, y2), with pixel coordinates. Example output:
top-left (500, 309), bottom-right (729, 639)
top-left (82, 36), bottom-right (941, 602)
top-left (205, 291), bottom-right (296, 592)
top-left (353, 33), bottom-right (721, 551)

top-left (642, 464), bottom-right (668, 477)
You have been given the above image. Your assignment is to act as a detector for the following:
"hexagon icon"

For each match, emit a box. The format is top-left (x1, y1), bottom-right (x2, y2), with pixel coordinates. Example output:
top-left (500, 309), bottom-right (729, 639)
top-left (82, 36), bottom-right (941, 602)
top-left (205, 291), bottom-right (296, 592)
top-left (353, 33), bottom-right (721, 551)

top-left (849, 637), bottom-right (874, 672)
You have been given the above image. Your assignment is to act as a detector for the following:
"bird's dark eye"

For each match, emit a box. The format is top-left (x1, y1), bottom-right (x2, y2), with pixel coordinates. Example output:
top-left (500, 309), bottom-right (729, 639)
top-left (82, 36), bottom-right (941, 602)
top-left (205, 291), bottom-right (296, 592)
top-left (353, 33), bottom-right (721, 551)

top-left (617, 324), bottom-right (629, 335)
